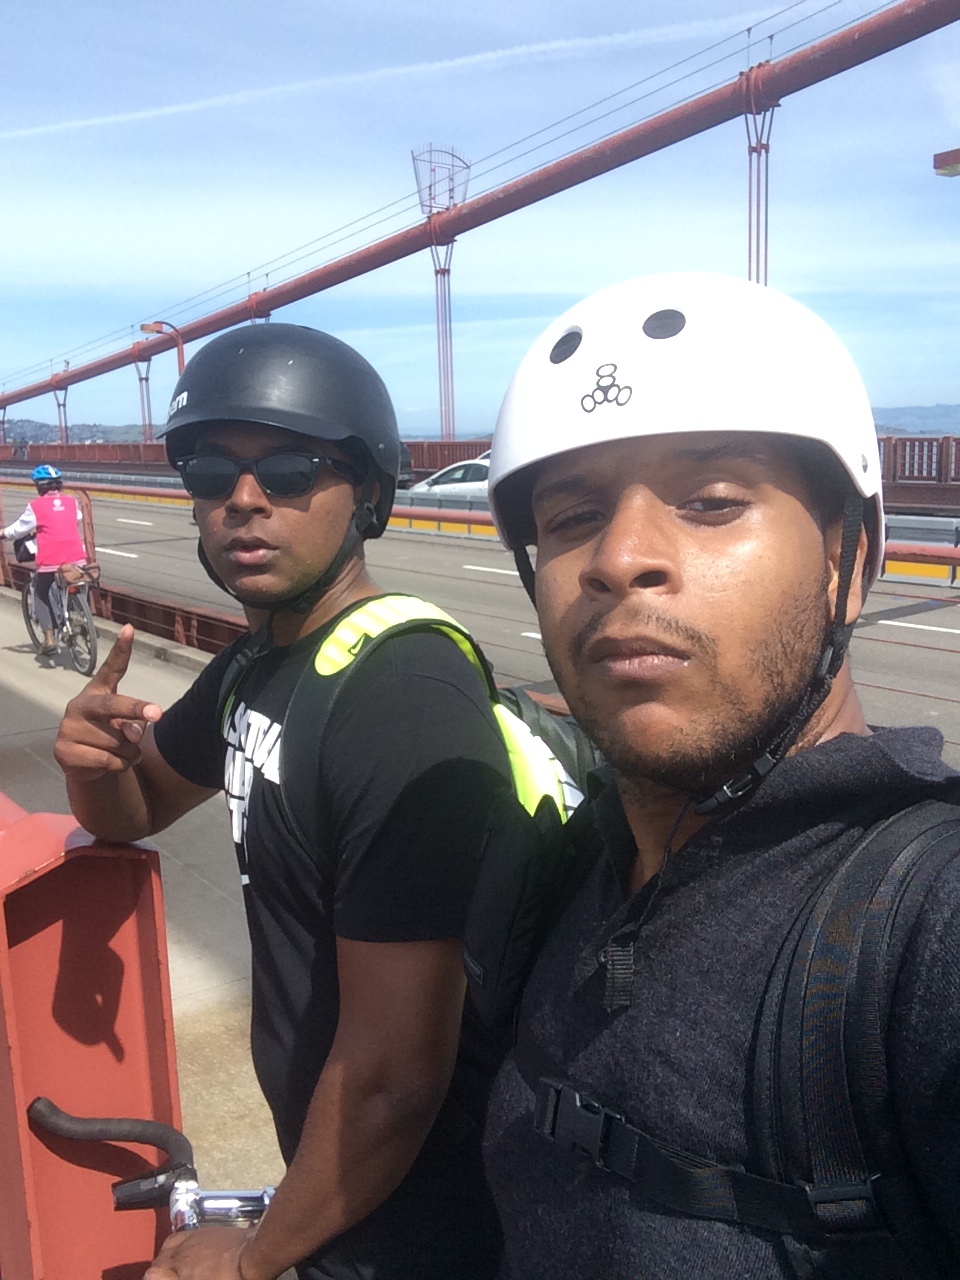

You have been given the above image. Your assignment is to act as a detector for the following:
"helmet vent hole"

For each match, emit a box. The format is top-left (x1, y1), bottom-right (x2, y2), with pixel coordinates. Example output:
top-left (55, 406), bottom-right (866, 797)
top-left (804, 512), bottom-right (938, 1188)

top-left (642, 309), bottom-right (686, 339)
top-left (549, 328), bottom-right (583, 364)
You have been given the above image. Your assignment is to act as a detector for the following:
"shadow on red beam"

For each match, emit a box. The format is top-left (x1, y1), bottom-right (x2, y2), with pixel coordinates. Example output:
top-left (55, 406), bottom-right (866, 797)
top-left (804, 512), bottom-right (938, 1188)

top-left (95, 583), bottom-right (247, 653)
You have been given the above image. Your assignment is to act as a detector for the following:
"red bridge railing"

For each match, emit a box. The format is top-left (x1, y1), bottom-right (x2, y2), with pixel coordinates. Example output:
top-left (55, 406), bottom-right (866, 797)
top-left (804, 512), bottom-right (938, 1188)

top-left (0, 440), bottom-right (492, 474)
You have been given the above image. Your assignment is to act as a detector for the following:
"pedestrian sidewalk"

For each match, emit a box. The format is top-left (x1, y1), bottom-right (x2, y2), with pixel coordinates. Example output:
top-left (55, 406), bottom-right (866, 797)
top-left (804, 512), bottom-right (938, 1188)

top-left (0, 586), bottom-right (285, 1191)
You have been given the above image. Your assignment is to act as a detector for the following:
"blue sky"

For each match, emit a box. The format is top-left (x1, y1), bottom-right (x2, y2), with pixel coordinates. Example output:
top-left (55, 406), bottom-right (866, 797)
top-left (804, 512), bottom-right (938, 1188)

top-left (2, 1), bottom-right (958, 436)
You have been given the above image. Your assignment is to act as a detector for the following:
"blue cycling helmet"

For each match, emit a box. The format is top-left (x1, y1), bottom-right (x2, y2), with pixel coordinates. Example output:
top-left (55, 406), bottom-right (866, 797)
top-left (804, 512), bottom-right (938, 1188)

top-left (31, 464), bottom-right (63, 485)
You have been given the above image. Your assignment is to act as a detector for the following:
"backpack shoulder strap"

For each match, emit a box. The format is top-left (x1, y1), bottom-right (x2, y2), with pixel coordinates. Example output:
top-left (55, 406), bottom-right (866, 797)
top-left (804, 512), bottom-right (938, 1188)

top-left (311, 593), bottom-right (497, 694)
top-left (215, 623), bottom-right (271, 734)
top-left (465, 794), bottom-right (601, 1031)
top-left (277, 595), bottom-right (485, 874)
top-left (753, 796), bottom-right (960, 1279)
top-left (497, 686), bottom-right (604, 803)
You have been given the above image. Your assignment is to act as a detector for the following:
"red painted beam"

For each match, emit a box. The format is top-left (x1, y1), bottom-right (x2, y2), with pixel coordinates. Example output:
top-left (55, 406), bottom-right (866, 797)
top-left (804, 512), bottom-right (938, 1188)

top-left (934, 145), bottom-right (960, 173)
top-left (2, 0), bottom-right (957, 412)
top-left (884, 541), bottom-right (960, 564)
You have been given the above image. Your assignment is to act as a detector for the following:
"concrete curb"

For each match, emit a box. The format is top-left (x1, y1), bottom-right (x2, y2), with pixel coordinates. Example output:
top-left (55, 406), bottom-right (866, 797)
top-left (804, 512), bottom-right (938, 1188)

top-left (0, 585), bottom-right (214, 674)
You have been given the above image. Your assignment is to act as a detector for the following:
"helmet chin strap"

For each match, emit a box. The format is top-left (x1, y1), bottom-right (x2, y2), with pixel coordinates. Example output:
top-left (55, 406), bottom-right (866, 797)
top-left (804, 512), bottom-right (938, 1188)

top-left (514, 545), bottom-right (537, 604)
top-left (514, 493), bottom-right (864, 818)
top-left (196, 470), bottom-right (380, 646)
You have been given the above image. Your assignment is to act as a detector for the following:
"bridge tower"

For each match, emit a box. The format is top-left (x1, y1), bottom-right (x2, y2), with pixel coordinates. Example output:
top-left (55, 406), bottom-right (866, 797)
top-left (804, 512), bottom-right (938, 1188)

top-left (52, 363), bottom-right (70, 445)
top-left (412, 146), bottom-right (470, 442)
top-left (741, 62), bottom-right (777, 286)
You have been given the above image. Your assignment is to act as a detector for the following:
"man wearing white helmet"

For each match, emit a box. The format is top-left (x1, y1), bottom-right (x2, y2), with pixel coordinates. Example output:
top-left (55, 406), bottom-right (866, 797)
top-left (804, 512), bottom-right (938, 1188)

top-left (480, 274), bottom-right (960, 1278)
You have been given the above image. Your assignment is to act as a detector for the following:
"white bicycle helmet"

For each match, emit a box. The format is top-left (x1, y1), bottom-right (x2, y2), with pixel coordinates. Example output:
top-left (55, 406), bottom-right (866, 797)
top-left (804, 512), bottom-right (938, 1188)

top-left (490, 273), bottom-right (883, 815)
top-left (489, 272), bottom-right (883, 584)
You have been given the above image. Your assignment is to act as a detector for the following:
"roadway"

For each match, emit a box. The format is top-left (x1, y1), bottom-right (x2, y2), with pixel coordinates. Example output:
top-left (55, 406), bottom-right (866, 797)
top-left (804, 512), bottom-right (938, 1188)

top-left (3, 484), bottom-right (959, 757)
top-left (1, 485), bottom-right (551, 686)
top-left (0, 489), bottom-right (959, 1201)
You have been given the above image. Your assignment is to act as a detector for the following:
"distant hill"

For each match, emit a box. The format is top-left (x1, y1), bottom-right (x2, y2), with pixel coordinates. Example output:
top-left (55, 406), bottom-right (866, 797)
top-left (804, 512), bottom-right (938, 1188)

top-left (3, 420), bottom-right (142, 445)
top-left (872, 405), bottom-right (960, 435)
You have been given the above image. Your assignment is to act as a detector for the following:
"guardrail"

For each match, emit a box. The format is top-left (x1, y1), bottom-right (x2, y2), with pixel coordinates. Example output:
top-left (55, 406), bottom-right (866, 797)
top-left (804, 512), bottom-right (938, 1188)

top-left (883, 541), bottom-right (960, 586)
top-left (0, 465), bottom-right (184, 490)
top-left (389, 502), bottom-right (497, 537)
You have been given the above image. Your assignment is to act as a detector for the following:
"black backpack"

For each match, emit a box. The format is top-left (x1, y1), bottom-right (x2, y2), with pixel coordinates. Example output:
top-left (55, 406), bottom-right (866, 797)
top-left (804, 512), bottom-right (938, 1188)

top-left (510, 794), bottom-right (960, 1278)
top-left (13, 535), bottom-right (35, 564)
top-left (215, 595), bottom-right (603, 887)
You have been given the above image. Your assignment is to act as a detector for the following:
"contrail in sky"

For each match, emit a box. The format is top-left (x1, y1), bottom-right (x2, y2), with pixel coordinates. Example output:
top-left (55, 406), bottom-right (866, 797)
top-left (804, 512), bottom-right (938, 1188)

top-left (0, 14), bottom-right (767, 141)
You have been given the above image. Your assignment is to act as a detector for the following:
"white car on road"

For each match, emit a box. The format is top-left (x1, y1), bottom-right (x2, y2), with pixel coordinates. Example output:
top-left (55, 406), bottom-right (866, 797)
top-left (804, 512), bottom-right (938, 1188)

top-left (408, 457), bottom-right (490, 502)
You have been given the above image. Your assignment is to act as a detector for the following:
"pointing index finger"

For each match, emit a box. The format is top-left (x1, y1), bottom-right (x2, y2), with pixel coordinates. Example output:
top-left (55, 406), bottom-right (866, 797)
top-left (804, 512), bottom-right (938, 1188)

top-left (91, 625), bottom-right (136, 693)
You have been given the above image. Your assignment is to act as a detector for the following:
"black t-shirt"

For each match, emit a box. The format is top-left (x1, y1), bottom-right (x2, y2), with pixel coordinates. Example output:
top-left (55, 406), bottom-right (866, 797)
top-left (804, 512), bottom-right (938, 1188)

top-left (483, 728), bottom-right (960, 1279)
top-left (154, 608), bottom-right (512, 1161)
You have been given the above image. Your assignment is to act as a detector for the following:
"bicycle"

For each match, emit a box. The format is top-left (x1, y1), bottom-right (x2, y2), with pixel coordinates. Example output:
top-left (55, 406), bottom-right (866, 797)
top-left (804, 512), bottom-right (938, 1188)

top-left (28, 1096), bottom-right (275, 1231)
top-left (21, 562), bottom-right (100, 677)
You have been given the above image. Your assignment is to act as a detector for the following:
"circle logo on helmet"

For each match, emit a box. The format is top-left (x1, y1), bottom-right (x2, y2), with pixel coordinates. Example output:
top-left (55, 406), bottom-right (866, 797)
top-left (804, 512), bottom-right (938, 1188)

top-left (581, 363), bottom-right (633, 414)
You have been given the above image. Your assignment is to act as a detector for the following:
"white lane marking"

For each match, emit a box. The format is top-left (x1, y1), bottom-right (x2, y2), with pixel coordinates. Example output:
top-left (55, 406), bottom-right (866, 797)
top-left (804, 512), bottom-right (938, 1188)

top-left (521, 631), bottom-right (542, 641)
top-left (463, 563), bottom-right (520, 576)
top-left (877, 619), bottom-right (960, 636)
top-left (96, 545), bottom-right (139, 559)
top-left (116, 517), bottom-right (153, 526)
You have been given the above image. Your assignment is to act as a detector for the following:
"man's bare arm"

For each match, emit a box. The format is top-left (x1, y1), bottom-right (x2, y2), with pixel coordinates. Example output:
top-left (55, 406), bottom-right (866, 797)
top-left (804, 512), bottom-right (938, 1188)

top-left (147, 935), bottom-right (467, 1280)
top-left (55, 625), bottom-right (217, 841)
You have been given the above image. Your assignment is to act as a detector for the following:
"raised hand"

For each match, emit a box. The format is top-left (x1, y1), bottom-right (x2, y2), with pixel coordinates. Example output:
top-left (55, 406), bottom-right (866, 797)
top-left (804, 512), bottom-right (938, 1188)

top-left (54, 625), bottom-right (163, 783)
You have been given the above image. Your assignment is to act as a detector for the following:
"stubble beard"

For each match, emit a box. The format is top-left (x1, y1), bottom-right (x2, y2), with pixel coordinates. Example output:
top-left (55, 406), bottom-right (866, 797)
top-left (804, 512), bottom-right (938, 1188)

top-left (546, 574), bottom-right (831, 800)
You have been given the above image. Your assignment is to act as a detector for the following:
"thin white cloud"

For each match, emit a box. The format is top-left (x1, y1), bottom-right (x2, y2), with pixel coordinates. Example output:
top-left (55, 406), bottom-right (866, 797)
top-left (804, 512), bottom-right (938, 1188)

top-left (0, 14), bottom-right (764, 141)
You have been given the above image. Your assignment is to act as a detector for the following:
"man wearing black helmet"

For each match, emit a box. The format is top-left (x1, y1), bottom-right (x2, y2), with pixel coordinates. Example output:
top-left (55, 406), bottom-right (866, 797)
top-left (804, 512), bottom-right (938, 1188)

top-left (54, 325), bottom-right (511, 1280)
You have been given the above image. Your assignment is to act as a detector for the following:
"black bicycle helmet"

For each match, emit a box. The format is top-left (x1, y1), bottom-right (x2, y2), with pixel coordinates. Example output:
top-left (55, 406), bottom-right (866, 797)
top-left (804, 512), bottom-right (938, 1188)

top-left (161, 323), bottom-right (401, 616)
top-left (162, 323), bottom-right (400, 537)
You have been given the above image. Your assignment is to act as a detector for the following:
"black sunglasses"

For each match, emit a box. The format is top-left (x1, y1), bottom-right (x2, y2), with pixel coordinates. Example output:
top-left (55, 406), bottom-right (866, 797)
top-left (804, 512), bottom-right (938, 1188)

top-left (176, 452), bottom-right (361, 500)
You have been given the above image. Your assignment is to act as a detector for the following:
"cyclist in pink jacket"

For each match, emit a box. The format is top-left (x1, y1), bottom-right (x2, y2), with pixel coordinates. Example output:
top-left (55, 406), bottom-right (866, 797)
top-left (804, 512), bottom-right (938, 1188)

top-left (2, 464), bottom-right (86, 653)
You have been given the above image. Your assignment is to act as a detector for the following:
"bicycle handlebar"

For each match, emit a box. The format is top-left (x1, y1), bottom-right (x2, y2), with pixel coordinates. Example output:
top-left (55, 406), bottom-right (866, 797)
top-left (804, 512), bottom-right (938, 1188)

top-left (170, 1181), bottom-right (276, 1231)
top-left (28, 1096), bottom-right (195, 1171)
top-left (28, 1096), bottom-right (275, 1228)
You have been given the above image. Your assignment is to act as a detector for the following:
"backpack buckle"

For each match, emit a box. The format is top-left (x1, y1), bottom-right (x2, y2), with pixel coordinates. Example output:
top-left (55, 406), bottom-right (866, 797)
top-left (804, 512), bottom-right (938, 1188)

top-left (804, 1174), bottom-right (882, 1233)
top-left (534, 1077), bottom-right (624, 1170)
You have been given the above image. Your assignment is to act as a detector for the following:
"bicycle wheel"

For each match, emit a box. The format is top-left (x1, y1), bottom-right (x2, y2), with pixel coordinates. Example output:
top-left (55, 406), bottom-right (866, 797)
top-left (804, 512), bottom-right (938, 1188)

top-left (21, 579), bottom-right (43, 651)
top-left (64, 592), bottom-right (98, 676)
